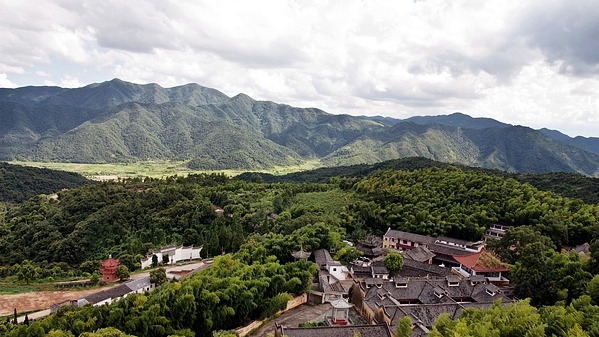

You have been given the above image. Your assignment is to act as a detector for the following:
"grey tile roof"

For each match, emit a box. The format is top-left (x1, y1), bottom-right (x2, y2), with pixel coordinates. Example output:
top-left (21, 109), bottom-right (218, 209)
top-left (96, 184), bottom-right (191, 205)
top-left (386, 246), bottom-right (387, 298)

top-left (104, 284), bottom-right (132, 299)
top-left (125, 276), bottom-right (151, 292)
top-left (82, 280), bottom-right (147, 305)
top-left (371, 262), bottom-right (389, 275)
top-left (436, 236), bottom-right (472, 247)
top-left (384, 229), bottom-right (436, 245)
top-left (402, 259), bottom-right (452, 277)
top-left (362, 277), bottom-right (512, 309)
top-left (428, 243), bottom-right (472, 257)
top-left (469, 275), bottom-right (487, 283)
top-left (314, 249), bottom-right (334, 267)
top-left (383, 300), bottom-right (512, 332)
top-left (403, 246), bottom-right (436, 263)
top-left (279, 323), bottom-right (393, 337)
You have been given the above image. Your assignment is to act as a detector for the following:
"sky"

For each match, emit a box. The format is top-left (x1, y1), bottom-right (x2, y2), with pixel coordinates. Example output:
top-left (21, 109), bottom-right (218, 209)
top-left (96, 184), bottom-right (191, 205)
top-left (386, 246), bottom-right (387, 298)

top-left (1, 0), bottom-right (599, 137)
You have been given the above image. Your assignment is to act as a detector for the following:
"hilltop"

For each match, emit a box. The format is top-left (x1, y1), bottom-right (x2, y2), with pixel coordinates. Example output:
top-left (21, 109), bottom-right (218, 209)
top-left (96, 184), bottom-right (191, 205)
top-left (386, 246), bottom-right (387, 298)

top-left (2, 79), bottom-right (599, 176)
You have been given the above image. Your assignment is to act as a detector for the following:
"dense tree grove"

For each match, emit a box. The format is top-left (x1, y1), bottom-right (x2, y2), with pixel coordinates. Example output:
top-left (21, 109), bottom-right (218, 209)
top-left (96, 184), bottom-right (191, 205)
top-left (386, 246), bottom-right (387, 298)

top-left (0, 162), bottom-right (90, 204)
top-left (348, 167), bottom-right (599, 246)
top-left (2, 252), bottom-right (315, 337)
top-left (1, 164), bottom-right (599, 335)
top-left (431, 297), bottom-right (599, 337)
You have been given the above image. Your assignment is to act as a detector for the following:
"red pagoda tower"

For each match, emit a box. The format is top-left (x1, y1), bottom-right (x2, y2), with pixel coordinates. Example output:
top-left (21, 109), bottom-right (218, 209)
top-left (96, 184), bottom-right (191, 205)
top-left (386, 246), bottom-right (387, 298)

top-left (99, 255), bottom-right (120, 282)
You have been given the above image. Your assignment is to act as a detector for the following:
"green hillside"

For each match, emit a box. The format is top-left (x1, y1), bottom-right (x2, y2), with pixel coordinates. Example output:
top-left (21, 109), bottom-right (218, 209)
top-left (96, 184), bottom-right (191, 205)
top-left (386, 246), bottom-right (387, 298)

top-left (1, 165), bottom-right (599, 336)
top-left (238, 157), bottom-right (599, 204)
top-left (2, 79), bottom-right (599, 175)
top-left (0, 162), bottom-right (90, 203)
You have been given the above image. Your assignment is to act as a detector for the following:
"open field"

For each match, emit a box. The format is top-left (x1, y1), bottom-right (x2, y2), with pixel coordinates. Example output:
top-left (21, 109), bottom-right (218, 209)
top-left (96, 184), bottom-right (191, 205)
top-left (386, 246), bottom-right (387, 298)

top-left (10, 159), bottom-right (323, 180)
top-left (0, 262), bottom-right (208, 318)
top-left (0, 288), bottom-right (105, 317)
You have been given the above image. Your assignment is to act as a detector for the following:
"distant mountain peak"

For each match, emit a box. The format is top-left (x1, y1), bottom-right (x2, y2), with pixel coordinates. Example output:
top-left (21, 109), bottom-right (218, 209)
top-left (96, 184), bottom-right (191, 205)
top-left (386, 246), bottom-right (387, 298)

top-left (403, 113), bottom-right (511, 130)
top-left (2, 80), bottom-right (599, 175)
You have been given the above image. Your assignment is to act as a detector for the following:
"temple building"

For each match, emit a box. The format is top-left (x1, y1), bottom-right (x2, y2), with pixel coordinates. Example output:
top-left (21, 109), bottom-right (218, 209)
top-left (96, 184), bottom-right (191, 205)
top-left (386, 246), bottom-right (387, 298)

top-left (99, 255), bottom-right (121, 282)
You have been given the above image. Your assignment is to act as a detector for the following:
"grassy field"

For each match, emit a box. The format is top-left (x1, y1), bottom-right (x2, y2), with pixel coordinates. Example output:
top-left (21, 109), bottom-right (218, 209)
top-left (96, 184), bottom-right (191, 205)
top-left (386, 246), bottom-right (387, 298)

top-left (0, 283), bottom-right (41, 294)
top-left (10, 159), bottom-right (323, 180)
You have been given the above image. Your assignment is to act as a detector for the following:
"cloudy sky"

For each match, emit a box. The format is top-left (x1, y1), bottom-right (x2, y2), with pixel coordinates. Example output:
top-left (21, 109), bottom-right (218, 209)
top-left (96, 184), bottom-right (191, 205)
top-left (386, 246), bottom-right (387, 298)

top-left (2, 0), bottom-right (599, 137)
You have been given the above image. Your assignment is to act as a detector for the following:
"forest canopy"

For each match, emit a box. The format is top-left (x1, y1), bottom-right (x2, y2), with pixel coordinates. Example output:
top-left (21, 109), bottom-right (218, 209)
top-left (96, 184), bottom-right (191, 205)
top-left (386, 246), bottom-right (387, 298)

top-left (2, 161), bottom-right (599, 336)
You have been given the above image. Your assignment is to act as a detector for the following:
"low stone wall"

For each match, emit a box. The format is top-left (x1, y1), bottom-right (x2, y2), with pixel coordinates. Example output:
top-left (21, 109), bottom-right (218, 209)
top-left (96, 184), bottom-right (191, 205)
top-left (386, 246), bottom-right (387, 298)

top-left (235, 293), bottom-right (307, 337)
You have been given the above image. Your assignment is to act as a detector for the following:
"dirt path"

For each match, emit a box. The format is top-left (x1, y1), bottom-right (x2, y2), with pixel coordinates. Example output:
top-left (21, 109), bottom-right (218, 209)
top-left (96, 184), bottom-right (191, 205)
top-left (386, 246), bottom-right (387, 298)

top-left (0, 288), bottom-right (106, 316)
top-left (0, 261), bottom-right (208, 317)
top-left (249, 303), bottom-right (332, 337)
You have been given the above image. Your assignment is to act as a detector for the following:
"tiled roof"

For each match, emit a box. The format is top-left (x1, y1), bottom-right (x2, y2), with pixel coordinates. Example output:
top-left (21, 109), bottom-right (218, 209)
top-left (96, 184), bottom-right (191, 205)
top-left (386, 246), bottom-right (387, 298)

top-left (314, 249), bottom-right (334, 266)
top-left (82, 278), bottom-right (150, 305)
top-left (362, 277), bottom-right (511, 308)
top-left (428, 243), bottom-right (472, 257)
top-left (83, 291), bottom-right (111, 304)
top-left (436, 236), bottom-right (472, 247)
top-left (104, 284), bottom-right (132, 299)
top-left (402, 259), bottom-right (452, 277)
top-left (403, 246), bottom-right (436, 262)
top-left (371, 262), bottom-right (389, 275)
top-left (292, 250), bottom-right (311, 260)
top-left (126, 276), bottom-right (151, 292)
top-left (453, 250), bottom-right (510, 272)
top-left (278, 324), bottom-right (393, 337)
top-left (384, 229), bottom-right (436, 245)
top-left (100, 257), bottom-right (120, 267)
top-left (360, 277), bottom-right (513, 333)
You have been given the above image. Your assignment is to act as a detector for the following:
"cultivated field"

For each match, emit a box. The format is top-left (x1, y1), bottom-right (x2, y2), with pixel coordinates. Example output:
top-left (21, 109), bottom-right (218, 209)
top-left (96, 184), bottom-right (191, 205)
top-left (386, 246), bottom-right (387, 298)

top-left (10, 159), bottom-right (322, 180)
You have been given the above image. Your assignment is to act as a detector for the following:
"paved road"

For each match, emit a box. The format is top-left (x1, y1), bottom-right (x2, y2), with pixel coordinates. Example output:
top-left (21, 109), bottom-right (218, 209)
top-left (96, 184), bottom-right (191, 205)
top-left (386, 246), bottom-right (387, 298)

top-left (17, 309), bottom-right (51, 323)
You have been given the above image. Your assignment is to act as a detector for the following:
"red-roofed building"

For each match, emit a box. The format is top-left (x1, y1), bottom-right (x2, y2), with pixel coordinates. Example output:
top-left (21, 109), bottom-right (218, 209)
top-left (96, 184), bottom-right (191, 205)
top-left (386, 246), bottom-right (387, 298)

top-left (99, 256), bottom-right (121, 282)
top-left (451, 249), bottom-right (510, 286)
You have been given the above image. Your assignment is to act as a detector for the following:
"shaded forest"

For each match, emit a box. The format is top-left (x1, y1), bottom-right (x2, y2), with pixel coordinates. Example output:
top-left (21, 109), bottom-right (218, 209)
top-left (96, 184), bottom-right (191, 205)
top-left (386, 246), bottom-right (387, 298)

top-left (0, 162), bottom-right (90, 203)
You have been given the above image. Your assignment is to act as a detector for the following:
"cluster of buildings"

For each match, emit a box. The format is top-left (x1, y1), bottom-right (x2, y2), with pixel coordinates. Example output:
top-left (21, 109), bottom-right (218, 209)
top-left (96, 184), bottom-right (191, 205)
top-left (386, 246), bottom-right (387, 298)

top-left (51, 245), bottom-right (204, 316)
top-left (275, 226), bottom-right (514, 337)
top-left (139, 245), bottom-right (203, 269)
top-left (51, 276), bottom-right (154, 313)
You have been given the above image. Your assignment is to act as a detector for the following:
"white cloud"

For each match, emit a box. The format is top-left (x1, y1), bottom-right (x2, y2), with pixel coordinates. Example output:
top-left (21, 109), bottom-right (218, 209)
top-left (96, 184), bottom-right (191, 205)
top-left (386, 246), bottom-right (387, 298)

top-left (0, 74), bottom-right (17, 88)
top-left (0, 0), bottom-right (598, 136)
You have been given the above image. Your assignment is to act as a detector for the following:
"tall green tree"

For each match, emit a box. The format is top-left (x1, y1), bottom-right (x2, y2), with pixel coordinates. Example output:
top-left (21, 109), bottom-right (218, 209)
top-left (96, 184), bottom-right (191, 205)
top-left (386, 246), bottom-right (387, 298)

top-left (150, 267), bottom-right (167, 287)
top-left (115, 265), bottom-right (130, 281)
top-left (15, 260), bottom-right (39, 285)
top-left (396, 316), bottom-right (412, 337)
top-left (384, 251), bottom-right (404, 277)
top-left (588, 275), bottom-right (599, 305)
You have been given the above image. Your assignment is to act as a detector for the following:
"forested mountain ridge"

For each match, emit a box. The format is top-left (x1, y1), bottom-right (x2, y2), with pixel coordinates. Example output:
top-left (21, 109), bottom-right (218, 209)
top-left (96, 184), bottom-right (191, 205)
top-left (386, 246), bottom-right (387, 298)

top-left (403, 112), bottom-right (512, 129)
top-left (239, 157), bottom-right (599, 204)
top-left (0, 162), bottom-right (90, 203)
top-left (401, 112), bottom-right (599, 157)
top-left (540, 127), bottom-right (599, 156)
top-left (0, 78), bottom-right (229, 109)
top-left (2, 79), bottom-right (599, 175)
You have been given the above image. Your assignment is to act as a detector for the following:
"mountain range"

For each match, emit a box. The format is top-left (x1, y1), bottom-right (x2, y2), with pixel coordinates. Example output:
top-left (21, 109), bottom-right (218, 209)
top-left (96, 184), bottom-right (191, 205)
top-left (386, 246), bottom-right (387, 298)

top-left (1, 78), bottom-right (599, 176)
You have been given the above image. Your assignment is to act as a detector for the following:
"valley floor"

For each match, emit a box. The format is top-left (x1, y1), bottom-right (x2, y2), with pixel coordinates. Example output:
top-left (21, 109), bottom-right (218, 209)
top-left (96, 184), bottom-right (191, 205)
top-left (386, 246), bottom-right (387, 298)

top-left (10, 159), bottom-right (323, 179)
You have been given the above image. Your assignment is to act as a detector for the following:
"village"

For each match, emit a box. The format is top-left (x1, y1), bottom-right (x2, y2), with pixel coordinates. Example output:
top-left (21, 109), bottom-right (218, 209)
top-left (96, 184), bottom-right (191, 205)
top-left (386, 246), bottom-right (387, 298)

top-left (7, 222), bottom-right (592, 337)
top-left (259, 225), bottom-right (518, 337)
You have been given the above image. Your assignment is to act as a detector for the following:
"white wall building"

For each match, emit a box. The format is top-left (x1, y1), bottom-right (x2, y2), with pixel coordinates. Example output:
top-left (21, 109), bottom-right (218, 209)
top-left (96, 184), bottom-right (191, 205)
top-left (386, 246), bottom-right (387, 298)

top-left (140, 245), bottom-right (202, 269)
